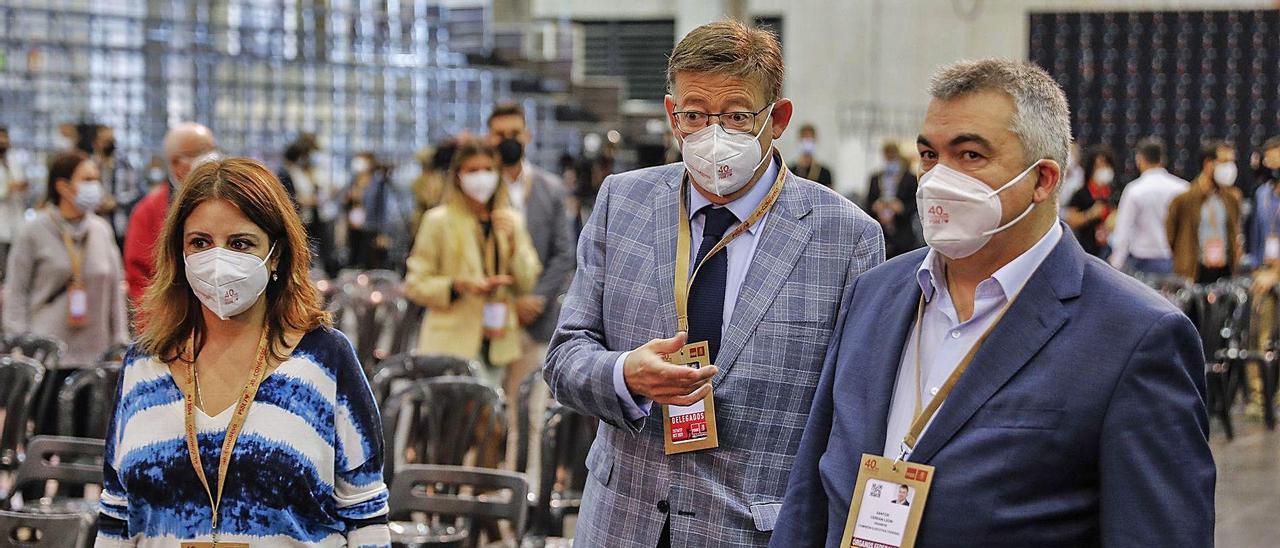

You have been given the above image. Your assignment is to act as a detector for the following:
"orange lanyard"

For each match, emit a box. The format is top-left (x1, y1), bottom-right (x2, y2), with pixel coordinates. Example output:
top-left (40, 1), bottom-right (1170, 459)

top-left (673, 159), bottom-right (787, 332)
top-left (177, 328), bottom-right (271, 546)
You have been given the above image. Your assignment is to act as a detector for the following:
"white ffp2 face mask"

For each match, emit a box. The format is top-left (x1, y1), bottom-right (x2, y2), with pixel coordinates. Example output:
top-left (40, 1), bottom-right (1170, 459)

top-left (680, 104), bottom-right (775, 196)
top-left (1213, 162), bottom-right (1238, 186)
top-left (916, 161), bottom-right (1042, 259)
top-left (459, 170), bottom-right (500, 203)
top-left (185, 245), bottom-right (274, 320)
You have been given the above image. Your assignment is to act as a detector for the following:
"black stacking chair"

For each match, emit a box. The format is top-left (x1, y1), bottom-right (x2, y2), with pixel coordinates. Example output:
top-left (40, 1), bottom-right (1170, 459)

top-left (0, 509), bottom-right (93, 547)
top-left (0, 356), bottom-right (45, 483)
top-left (527, 404), bottom-right (597, 540)
top-left (5, 436), bottom-right (103, 514)
top-left (388, 464), bottom-right (529, 548)
top-left (370, 353), bottom-right (482, 407)
top-left (57, 365), bottom-right (121, 439)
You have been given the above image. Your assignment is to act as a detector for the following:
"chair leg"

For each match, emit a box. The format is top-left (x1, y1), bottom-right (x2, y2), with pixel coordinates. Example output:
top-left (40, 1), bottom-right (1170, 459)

top-left (1265, 358), bottom-right (1278, 431)
top-left (1206, 367), bottom-right (1234, 440)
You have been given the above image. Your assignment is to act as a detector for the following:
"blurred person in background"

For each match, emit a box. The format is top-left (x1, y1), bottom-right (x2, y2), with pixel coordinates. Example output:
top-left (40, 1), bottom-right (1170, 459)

top-left (3, 151), bottom-right (127, 365)
top-left (1058, 141), bottom-right (1086, 216)
top-left (90, 124), bottom-right (141, 248)
top-left (1247, 137), bottom-right (1280, 265)
top-left (789, 123), bottom-right (834, 188)
top-left (486, 103), bottom-right (575, 401)
top-left (405, 140), bottom-right (541, 385)
top-left (411, 140), bottom-right (457, 239)
top-left (1168, 140), bottom-right (1244, 283)
top-left (1064, 146), bottom-right (1118, 258)
top-left (865, 140), bottom-right (921, 258)
top-left (345, 151), bottom-right (391, 270)
top-left (280, 139), bottom-right (340, 276)
top-left (0, 126), bottom-right (30, 272)
top-left (1109, 137), bottom-right (1189, 275)
top-left (125, 122), bottom-right (217, 309)
top-left (96, 158), bottom-right (388, 546)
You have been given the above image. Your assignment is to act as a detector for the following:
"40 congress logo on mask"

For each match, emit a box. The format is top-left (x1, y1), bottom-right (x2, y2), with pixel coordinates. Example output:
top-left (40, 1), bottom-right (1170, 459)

top-left (927, 205), bottom-right (950, 225)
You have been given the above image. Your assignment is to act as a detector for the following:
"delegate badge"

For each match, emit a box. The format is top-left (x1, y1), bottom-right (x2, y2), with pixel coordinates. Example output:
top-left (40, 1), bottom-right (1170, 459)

top-left (838, 454), bottom-right (935, 548)
top-left (661, 341), bottom-right (719, 455)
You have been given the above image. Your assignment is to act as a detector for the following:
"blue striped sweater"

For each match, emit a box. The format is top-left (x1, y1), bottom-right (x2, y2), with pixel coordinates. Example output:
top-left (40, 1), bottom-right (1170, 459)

top-left (96, 327), bottom-right (390, 547)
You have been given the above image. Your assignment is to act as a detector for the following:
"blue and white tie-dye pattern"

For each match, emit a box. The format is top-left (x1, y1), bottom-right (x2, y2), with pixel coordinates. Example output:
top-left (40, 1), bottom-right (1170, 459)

top-left (96, 328), bottom-right (390, 547)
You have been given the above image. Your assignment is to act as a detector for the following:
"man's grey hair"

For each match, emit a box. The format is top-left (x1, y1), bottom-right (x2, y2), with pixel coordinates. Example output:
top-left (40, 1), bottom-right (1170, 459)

top-left (928, 59), bottom-right (1072, 168)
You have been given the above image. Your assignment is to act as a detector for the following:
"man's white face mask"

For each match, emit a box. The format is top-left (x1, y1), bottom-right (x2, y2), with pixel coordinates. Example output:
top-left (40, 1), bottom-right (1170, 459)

top-left (679, 104), bottom-right (775, 197)
top-left (916, 161), bottom-right (1043, 259)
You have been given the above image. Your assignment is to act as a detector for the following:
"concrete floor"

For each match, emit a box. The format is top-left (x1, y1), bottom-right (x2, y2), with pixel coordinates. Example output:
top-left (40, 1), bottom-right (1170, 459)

top-left (1212, 418), bottom-right (1280, 547)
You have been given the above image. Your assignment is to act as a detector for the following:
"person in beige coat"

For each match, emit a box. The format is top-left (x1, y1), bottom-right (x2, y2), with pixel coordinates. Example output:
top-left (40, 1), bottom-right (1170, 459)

top-left (405, 140), bottom-right (541, 381)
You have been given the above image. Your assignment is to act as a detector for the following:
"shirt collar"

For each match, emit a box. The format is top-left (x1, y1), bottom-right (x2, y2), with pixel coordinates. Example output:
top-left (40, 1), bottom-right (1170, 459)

top-left (916, 220), bottom-right (1064, 302)
top-left (686, 154), bottom-right (779, 235)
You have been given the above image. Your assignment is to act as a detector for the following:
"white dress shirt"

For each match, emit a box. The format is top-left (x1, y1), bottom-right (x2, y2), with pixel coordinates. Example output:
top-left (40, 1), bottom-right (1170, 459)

top-left (612, 157), bottom-right (780, 420)
top-left (505, 161), bottom-right (534, 216)
top-left (1108, 167), bottom-right (1189, 268)
top-left (882, 222), bottom-right (1063, 457)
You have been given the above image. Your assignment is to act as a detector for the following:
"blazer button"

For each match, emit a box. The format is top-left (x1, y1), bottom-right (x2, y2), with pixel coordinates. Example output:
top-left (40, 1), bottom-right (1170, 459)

top-left (657, 500), bottom-right (670, 513)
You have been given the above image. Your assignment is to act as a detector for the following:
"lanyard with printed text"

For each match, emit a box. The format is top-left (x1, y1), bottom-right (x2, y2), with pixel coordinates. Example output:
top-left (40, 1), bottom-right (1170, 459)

top-left (178, 327), bottom-right (271, 547)
top-left (898, 289), bottom-right (1022, 462)
top-left (674, 159), bottom-right (787, 333)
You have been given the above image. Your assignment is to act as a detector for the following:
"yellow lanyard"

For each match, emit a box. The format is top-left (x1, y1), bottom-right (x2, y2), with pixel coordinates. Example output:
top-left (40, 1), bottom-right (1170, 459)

top-left (898, 290), bottom-right (1021, 461)
top-left (178, 328), bottom-right (271, 546)
top-left (59, 226), bottom-right (84, 285)
top-left (674, 161), bottom-right (787, 333)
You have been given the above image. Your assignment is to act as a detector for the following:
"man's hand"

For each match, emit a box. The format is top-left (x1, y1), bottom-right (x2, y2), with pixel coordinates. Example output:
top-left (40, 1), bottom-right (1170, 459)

top-left (623, 332), bottom-right (718, 406)
top-left (516, 294), bottom-right (546, 326)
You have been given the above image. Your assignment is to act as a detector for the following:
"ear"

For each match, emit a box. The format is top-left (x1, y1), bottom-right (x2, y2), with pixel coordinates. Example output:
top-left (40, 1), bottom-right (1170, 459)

top-left (664, 95), bottom-right (679, 134)
top-left (55, 178), bottom-right (73, 200)
top-left (768, 99), bottom-right (794, 140)
top-left (1032, 160), bottom-right (1062, 203)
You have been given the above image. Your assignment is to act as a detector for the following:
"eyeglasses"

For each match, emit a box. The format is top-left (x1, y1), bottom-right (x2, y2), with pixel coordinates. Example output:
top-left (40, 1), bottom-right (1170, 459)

top-left (672, 103), bottom-right (773, 135)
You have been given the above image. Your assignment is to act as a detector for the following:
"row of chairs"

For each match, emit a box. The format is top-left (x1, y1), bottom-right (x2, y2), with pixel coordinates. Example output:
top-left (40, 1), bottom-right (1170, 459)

top-left (1141, 275), bottom-right (1280, 439)
top-left (372, 353), bottom-right (594, 546)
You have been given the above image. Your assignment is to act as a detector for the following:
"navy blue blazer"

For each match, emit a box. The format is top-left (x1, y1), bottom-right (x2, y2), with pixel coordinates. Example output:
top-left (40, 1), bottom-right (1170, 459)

top-left (771, 228), bottom-right (1215, 547)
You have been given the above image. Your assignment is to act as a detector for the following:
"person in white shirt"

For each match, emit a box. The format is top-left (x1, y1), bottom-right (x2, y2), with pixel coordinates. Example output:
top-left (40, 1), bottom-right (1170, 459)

top-left (1108, 137), bottom-right (1189, 275)
top-left (0, 126), bottom-right (29, 272)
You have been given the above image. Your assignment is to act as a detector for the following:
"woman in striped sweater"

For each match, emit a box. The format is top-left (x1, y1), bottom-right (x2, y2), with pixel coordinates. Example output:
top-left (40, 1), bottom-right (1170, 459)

top-left (97, 158), bottom-right (389, 547)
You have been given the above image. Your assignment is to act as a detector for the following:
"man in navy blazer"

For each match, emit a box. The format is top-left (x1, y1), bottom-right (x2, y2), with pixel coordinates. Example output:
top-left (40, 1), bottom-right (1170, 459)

top-left (772, 59), bottom-right (1215, 547)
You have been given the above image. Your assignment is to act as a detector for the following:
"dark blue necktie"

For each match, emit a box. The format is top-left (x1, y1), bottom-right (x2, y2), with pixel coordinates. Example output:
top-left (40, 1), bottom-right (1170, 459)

top-left (687, 206), bottom-right (738, 363)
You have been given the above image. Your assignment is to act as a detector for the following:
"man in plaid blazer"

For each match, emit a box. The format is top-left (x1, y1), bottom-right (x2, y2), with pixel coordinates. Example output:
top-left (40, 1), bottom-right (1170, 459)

top-left (545, 21), bottom-right (884, 548)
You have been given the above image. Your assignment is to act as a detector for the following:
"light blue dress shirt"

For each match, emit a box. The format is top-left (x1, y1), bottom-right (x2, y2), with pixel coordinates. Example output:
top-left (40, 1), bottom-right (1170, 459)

top-left (882, 221), bottom-right (1064, 456)
top-left (612, 157), bottom-right (781, 420)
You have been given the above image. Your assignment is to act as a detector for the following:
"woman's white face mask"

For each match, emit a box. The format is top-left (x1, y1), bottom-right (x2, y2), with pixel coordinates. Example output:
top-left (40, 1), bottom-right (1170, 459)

top-left (916, 161), bottom-right (1042, 259)
top-left (185, 244), bottom-right (274, 320)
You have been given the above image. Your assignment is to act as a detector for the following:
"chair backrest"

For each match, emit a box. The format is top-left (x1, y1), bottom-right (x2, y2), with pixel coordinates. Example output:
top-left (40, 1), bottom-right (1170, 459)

top-left (419, 377), bottom-right (506, 468)
top-left (0, 356), bottom-right (46, 469)
top-left (0, 509), bottom-right (92, 547)
top-left (98, 345), bottom-right (128, 364)
top-left (529, 404), bottom-right (597, 536)
top-left (370, 354), bottom-right (481, 407)
top-left (388, 464), bottom-right (529, 540)
top-left (57, 365), bottom-right (121, 439)
top-left (4, 335), bottom-right (63, 370)
top-left (328, 289), bottom-right (412, 371)
top-left (380, 382), bottom-right (436, 484)
top-left (514, 366), bottom-right (546, 475)
top-left (11, 436), bottom-right (105, 496)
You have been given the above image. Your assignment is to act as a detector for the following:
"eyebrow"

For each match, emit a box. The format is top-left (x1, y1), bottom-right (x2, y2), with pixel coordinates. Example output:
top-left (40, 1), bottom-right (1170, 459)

top-left (949, 133), bottom-right (994, 150)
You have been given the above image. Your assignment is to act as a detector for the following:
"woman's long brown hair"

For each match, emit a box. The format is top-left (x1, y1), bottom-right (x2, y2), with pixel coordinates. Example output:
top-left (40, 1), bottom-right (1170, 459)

top-left (137, 157), bottom-right (331, 363)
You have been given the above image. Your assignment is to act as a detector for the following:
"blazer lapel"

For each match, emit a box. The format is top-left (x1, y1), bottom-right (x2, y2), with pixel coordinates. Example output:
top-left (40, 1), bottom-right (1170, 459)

top-left (714, 172), bottom-right (813, 380)
top-left (652, 170), bottom-right (683, 336)
top-left (853, 258), bottom-right (927, 456)
top-left (908, 230), bottom-right (1084, 464)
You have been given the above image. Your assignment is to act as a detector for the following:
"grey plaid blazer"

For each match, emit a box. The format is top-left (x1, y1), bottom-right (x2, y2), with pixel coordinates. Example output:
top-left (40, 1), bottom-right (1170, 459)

top-left (545, 160), bottom-right (884, 547)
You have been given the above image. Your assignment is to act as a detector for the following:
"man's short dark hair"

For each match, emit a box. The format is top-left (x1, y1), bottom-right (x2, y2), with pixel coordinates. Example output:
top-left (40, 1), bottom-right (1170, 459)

top-left (1199, 140), bottom-right (1231, 169)
top-left (1136, 137), bottom-right (1165, 165)
top-left (488, 102), bottom-right (525, 128)
top-left (283, 142), bottom-right (306, 164)
top-left (799, 124), bottom-right (816, 136)
top-left (1262, 136), bottom-right (1280, 153)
